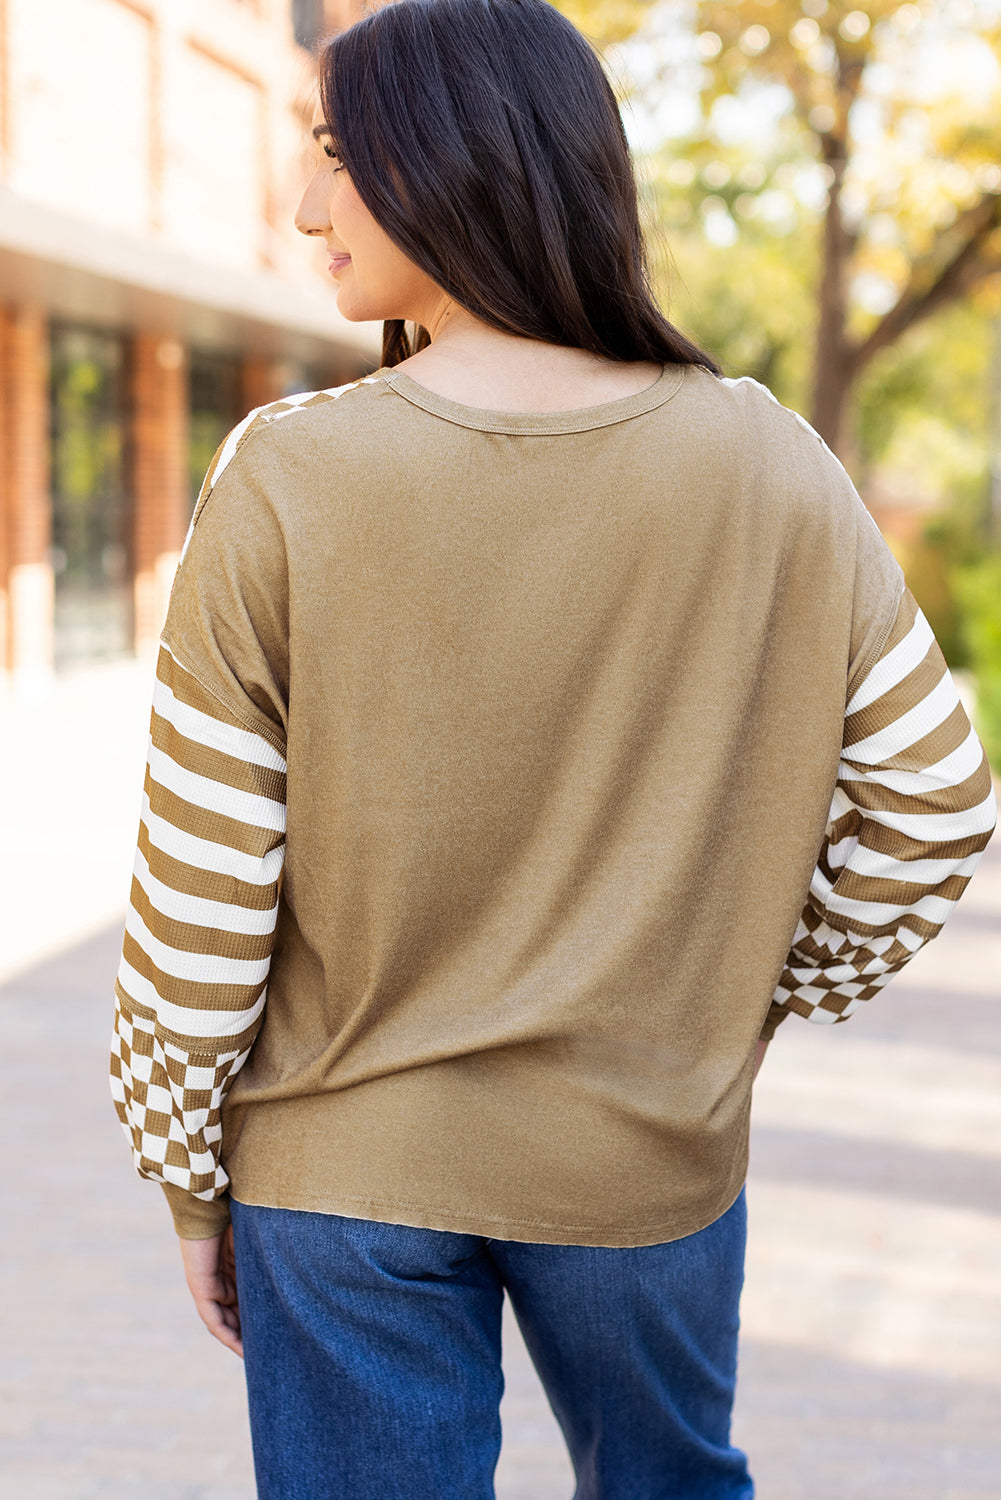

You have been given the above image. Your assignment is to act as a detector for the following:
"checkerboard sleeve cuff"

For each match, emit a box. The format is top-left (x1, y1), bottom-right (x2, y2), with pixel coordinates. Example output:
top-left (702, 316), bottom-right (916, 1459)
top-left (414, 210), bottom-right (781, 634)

top-left (765, 588), bottom-right (996, 1037)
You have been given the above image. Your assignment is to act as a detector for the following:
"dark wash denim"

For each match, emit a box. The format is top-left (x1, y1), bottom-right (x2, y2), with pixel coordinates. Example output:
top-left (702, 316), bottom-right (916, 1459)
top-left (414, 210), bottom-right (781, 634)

top-left (230, 1189), bottom-right (753, 1500)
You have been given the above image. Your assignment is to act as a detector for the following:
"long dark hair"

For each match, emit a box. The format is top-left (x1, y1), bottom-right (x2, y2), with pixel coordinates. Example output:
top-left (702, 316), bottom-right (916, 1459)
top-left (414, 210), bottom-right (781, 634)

top-left (319, 0), bottom-right (720, 374)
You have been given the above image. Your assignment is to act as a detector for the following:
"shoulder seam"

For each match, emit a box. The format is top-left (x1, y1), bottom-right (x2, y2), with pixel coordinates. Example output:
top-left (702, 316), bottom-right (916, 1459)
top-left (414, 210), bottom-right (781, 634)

top-left (720, 375), bottom-right (831, 450)
top-left (157, 636), bottom-right (288, 756)
top-left (179, 372), bottom-right (385, 563)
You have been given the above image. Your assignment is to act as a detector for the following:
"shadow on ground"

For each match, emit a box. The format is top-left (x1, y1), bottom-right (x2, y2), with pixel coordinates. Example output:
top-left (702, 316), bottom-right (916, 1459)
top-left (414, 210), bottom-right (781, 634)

top-left (2, 915), bottom-right (999, 1499)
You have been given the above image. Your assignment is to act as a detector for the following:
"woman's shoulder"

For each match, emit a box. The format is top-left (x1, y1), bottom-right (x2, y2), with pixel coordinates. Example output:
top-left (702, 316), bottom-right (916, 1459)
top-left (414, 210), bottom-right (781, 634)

top-left (678, 365), bottom-right (829, 451)
top-left (673, 366), bottom-right (864, 512)
top-left (180, 371), bottom-right (392, 565)
top-left (207, 371), bottom-right (390, 489)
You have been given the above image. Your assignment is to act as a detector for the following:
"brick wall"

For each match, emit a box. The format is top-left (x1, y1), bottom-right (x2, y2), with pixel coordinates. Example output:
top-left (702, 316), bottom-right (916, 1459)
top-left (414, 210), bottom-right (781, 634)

top-left (1, 304), bottom-right (53, 689)
top-left (240, 356), bottom-right (287, 415)
top-left (131, 334), bottom-right (189, 657)
top-left (0, 0), bottom-right (374, 688)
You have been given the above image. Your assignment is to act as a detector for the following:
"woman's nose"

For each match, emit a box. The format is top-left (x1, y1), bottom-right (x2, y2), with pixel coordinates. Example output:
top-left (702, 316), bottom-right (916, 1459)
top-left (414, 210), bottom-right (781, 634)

top-left (295, 172), bottom-right (330, 237)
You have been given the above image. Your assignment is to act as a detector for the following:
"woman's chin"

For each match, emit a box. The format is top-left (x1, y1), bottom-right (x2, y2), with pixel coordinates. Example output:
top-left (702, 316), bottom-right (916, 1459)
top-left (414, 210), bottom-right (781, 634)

top-left (333, 287), bottom-right (386, 325)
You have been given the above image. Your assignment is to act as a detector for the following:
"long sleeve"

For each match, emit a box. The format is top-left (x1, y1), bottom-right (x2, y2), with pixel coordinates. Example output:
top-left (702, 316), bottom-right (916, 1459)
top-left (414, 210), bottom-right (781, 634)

top-left (110, 641), bottom-right (287, 1237)
top-left (761, 588), bottom-right (997, 1042)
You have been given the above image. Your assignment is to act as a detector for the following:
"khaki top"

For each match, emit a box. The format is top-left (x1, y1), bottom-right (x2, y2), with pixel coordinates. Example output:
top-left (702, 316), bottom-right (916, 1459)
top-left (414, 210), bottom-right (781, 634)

top-left (111, 363), bottom-right (996, 1242)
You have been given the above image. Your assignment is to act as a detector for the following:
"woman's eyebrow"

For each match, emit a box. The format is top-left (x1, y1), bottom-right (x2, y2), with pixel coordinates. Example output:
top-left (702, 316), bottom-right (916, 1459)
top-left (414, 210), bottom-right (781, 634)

top-left (312, 124), bottom-right (333, 140)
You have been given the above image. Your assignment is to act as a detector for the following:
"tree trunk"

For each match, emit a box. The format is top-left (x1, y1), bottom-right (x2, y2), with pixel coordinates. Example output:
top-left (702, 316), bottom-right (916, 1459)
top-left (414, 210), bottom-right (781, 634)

top-left (810, 142), bottom-right (857, 463)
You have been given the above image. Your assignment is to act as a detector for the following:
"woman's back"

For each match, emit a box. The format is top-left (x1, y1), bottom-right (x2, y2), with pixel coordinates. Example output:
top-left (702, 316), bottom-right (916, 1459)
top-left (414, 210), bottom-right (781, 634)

top-left (108, 4), bottom-right (995, 1490)
top-left (147, 359), bottom-right (910, 1246)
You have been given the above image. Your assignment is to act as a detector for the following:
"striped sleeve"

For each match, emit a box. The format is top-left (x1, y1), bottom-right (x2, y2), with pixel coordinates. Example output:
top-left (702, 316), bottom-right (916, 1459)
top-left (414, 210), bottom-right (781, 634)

top-left (760, 588), bottom-right (997, 1042)
top-left (110, 642), bottom-right (287, 1237)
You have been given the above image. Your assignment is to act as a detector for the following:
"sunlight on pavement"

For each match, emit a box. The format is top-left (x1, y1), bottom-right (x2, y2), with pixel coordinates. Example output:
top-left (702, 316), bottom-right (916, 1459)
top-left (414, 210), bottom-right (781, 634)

top-left (752, 1035), bottom-right (1001, 1158)
top-left (1, 660), bottom-right (998, 1498)
top-left (742, 1181), bottom-right (1001, 1382)
top-left (0, 660), bottom-right (152, 984)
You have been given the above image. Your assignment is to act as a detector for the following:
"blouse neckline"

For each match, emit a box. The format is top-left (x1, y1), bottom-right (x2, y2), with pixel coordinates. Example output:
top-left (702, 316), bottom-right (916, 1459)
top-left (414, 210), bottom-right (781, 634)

top-left (377, 362), bottom-right (687, 435)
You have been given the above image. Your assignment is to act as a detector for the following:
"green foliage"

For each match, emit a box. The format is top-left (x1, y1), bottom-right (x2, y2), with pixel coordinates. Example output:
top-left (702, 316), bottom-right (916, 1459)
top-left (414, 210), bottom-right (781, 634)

top-left (854, 302), bottom-right (991, 472)
top-left (560, 0), bottom-right (1001, 746)
top-left (692, 0), bottom-right (1001, 329)
top-left (52, 356), bottom-right (123, 510)
top-left (638, 0), bottom-right (1001, 447)
top-left (643, 148), bottom-right (818, 405)
top-left (855, 344), bottom-right (940, 473)
top-left (899, 499), bottom-right (984, 667)
top-left (189, 416), bottom-right (226, 510)
top-left (629, 4), bottom-right (1001, 699)
top-left (50, 335), bottom-right (127, 588)
top-left (954, 554), bottom-right (1001, 768)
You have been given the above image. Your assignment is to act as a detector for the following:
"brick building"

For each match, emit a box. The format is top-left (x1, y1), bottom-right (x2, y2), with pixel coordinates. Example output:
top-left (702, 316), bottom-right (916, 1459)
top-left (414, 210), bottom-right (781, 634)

top-left (0, 0), bottom-right (372, 693)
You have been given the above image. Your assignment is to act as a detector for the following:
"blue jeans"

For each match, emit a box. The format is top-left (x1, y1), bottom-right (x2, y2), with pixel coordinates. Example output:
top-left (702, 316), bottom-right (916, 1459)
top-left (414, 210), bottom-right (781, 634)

top-left (230, 1190), bottom-right (752, 1499)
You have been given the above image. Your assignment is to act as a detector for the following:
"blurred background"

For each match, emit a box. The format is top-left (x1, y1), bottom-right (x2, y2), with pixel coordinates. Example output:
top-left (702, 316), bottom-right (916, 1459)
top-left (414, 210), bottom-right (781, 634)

top-left (0, 0), bottom-right (375, 696)
top-left (3, 0), bottom-right (1001, 751)
top-left (596, 0), bottom-right (1001, 770)
top-left (0, 3), bottom-right (999, 1498)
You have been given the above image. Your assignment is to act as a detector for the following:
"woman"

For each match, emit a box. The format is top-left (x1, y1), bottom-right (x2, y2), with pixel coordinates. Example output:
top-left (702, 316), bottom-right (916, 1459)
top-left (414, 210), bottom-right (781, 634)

top-left (110, 1), bottom-right (996, 1496)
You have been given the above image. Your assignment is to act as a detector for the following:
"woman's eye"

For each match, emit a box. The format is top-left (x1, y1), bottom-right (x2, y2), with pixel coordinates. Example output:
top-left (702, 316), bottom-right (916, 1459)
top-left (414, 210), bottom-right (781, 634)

top-left (323, 143), bottom-right (344, 167)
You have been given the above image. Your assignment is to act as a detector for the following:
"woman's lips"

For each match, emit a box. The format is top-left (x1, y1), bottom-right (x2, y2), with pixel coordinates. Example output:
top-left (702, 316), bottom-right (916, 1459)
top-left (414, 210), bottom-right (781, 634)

top-left (328, 254), bottom-right (351, 276)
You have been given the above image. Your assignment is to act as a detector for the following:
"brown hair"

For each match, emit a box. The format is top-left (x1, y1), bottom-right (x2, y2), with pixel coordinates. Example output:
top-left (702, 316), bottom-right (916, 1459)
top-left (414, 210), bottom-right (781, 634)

top-left (320, 0), bottom-right (720, 374)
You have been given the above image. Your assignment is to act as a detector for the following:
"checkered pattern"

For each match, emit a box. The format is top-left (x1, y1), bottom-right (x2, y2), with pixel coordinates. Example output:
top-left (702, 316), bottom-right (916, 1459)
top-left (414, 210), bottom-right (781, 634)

top-left (112, 376), bottom-right (385, 1207)
top-left (110, 633), bottom-right (288, 1206)
top-left (112, 371), bottom-right (996, 1207)
top-left (110, 637), bottom-right (288, 1202)
top-left (110, 996), bottom-right (247, 1196)
top-left (763, 588), bottom-right (997, 1039)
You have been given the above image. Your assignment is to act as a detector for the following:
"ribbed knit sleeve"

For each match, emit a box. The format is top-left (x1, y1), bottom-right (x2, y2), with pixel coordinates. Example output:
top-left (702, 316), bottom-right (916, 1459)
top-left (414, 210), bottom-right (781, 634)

top-left (110, 642), bottom-right (287, 1237)
top-left (760, 588), bottom-right (996, 1042)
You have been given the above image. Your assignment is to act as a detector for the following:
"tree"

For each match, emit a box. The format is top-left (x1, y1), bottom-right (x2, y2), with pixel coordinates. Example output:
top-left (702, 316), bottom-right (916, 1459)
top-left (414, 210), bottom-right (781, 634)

top-left (689, 0), bottom-right (1001, 458)
top-left (558, 0), bottom-right (651, 47)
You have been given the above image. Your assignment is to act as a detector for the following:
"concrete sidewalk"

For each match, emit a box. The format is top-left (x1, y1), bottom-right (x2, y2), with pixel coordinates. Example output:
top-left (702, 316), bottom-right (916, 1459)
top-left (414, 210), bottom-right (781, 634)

top-left (2, 662), bottom-right (999, 1497)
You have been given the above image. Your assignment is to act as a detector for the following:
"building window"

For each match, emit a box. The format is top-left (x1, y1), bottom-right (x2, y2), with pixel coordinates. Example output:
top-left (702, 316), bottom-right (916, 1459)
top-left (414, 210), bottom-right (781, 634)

top-left (293, 0), bottom-right (325, 50)
top-left (189, 350), bottom-right (243, 507)
top-left (49, 325), bottom-right (131, 670)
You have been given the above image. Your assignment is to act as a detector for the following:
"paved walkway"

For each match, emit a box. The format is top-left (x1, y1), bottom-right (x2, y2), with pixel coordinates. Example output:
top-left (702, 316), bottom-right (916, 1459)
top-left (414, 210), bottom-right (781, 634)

top-left (2, 663), bottom-right (999, 1498)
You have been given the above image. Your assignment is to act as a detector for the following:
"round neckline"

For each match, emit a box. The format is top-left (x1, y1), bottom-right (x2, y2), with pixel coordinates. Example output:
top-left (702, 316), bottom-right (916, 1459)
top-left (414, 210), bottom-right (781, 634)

top-left (377, 362), bottom-right (686, 434)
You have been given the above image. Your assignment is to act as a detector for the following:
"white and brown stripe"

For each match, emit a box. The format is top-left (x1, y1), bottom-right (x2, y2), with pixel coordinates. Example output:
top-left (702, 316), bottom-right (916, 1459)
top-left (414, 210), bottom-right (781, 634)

top-left (112, 373), bottom-right (382, 1203)
top-left (768, 589), bottom-right (996, 1033)
top-left (110, 642), bottom-right (287, 1200)
top-left (112, 588), bottom-right (995, 1199)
